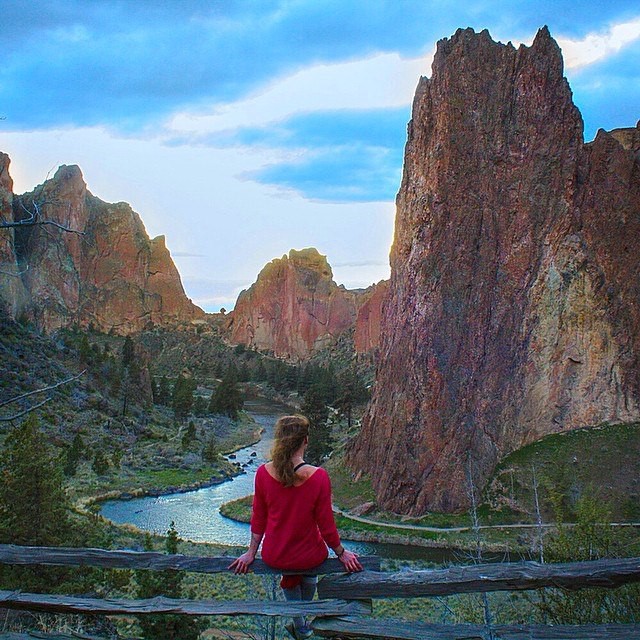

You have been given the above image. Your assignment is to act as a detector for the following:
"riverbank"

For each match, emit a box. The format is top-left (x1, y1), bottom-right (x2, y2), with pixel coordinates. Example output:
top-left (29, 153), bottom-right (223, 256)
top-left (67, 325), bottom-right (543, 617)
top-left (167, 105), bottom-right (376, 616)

top-left (74, 410), bottom-right (264, 536)
top-left (218, 494), bottom-right (528, 554)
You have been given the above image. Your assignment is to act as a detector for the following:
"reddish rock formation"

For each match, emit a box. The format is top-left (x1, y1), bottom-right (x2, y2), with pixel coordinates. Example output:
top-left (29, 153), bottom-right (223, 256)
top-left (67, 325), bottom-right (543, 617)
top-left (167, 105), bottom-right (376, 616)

top-left (8, 163), bottom-right (203, 333)
top-left (227, 248), bottom-right (360, 360)
top-left (354, 280), bottom-right (388, 354)
top-left (349, 28), bottom-right (640, 514)
top-left (0, 153), bottom-right (28, 316)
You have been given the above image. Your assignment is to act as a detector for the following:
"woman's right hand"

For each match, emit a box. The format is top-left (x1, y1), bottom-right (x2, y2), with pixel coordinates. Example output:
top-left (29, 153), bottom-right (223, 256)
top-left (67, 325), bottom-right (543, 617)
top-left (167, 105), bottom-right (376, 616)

top-left (338, 549), bottom-right (363, 573)
top-left (228, 551), bottom-right (256, 574)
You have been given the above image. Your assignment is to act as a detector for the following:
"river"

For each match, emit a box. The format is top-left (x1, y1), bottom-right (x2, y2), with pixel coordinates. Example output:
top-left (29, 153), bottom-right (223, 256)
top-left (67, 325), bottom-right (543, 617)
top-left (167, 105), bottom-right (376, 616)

top-left (100, 399), bottom-right (472, 562)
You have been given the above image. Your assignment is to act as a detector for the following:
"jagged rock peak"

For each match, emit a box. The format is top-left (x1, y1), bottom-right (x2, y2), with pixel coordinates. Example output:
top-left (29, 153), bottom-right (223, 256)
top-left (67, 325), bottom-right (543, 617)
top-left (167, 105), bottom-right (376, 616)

top-left (228, 247), bottom-right (360, 360)
top-left (1, 156), bottom-right (203, 333)
top-left (259, 248), bottom-right (333, 279)
top-left (349, 27), bottom-right (639, 514)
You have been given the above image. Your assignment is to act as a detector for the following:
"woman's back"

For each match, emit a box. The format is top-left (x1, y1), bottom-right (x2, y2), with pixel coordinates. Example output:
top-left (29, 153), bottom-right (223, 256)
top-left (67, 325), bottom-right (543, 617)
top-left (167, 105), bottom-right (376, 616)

top-left (251, 463), bottom-right (340, 570)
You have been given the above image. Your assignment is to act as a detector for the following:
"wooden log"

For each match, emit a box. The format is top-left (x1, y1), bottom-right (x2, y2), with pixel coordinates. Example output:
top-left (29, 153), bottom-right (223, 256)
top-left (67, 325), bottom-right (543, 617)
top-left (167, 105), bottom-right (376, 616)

top-left (0, 590), bottom-right (371, 617)
top-left (0, 633), bottom-right (117, 640)
top-left (311, 616), bottom-right (640, 640)
top-left (318, 557), bottom-right (640, 599)
top-left (0, 544), bottom-right (380, 574)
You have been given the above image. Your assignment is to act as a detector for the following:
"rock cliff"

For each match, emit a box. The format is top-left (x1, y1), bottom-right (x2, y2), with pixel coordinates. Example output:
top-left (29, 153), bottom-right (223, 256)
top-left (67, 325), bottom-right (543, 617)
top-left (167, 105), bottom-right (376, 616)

top-left (0, 153), bottom-right (28, 316)
top-left (354, 280), bottom-right (388, 354)
top-left (227, 248), bottom-right (362, 360)
top-left (4, 161), bottom-right (203, 333)
top-left (349, 27), bottom-right (640, 513)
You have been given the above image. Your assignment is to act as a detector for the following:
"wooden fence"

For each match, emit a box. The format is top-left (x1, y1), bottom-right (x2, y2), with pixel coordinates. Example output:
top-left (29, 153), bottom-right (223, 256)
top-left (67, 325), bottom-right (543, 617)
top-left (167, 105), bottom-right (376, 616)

top-left (0, 544), bottom-right (639, 639)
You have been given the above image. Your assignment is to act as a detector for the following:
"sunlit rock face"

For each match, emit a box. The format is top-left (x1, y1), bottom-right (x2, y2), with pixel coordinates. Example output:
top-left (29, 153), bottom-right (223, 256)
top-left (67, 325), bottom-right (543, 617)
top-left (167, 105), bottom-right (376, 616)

top-left (10, 163), bottom-right (203, 333)
top-left (0, 153), bottom-right (28, 316)
top-left (354, 280), bottom-right (389, 354)
top-left (227, 248), bottom-right (361, 360)
top-left (349, 28), bottom-right (640, 514)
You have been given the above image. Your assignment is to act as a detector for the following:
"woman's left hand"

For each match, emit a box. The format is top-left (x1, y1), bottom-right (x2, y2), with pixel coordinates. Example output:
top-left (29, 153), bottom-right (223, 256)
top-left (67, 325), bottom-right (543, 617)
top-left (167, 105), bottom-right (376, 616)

top-left (338, 549), bottom-right (363, 573)
top-left (228, 551), bottom-right (256, 574)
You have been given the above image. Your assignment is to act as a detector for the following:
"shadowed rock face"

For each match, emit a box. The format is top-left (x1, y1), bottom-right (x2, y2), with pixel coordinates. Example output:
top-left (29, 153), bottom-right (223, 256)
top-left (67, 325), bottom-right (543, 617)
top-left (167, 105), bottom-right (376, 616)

top-left (7, 163), bottom-right (203, 333)
top-left (227, 248), bottom-right (361, 360)
top-left (349, 27), bottom-right (640, 514)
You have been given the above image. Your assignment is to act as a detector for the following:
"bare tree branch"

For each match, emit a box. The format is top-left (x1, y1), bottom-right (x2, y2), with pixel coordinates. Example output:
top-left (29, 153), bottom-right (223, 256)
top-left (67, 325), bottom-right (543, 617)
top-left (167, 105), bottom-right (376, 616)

top-left (0, 370), bottom-right (87, 409)
top-left (0, 398), bottom-right (52, 423)
top-left (1, 199), bottom-right (84, 235)
top-left (0, 370), bottom-right (87, 422)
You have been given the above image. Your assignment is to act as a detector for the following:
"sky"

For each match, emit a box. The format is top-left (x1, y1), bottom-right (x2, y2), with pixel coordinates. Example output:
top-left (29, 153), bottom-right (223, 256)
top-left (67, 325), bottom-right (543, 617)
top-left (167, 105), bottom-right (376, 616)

top-left (1, 1), bottom-right (639, 312)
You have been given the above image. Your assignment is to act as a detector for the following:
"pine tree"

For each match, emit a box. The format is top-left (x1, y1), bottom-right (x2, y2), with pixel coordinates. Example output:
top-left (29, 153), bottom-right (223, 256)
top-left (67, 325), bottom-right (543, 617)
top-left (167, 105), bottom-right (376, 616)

top-left (0, 415), bottom-right (71, 545)
top-left (181, 421), bottom-right (197, 450)
top-left (202, 435), bottom-right (218, 463)
top-left (136, 524), bottom-right (202, 640)
top-left (252, 359), bottom-right (267, 382)
top-left (301, 386), bottom-right (331, 465)
top-left (208, 365), bottom-right (243, 419)
top-left (63, 432), bottom-right (85, 477)
top-left (172, 373), bottom-right (196, 421)
top-left (121, 335), bottom-right (135, 368)
top-left (335, 368), bottom-right (370, 429)
top-left (158, 375), bottom-right (171, 406)
top-left (92, 449), bottom-right (110, 476)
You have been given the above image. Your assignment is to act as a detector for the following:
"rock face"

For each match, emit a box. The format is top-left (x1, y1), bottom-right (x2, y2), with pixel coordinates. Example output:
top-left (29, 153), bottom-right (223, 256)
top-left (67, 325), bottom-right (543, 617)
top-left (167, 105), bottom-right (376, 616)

top-left (227, 248), bottom-right (361, 360)
top-left (5, 162), bottom-right (203, 333)
top-left (349, 28), bottom-right (640, 514)
top-left (354, 280), bottom-right (388, 354)
top-left (0, 153), bottom-right (28, 316)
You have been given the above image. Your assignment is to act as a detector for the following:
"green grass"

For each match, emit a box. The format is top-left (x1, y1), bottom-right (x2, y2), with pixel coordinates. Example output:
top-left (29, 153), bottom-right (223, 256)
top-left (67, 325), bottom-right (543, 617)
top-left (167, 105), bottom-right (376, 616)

top-left (219, 495), bottom-right (252, 522)
top-left (487, 421), bottom-right (640, 521)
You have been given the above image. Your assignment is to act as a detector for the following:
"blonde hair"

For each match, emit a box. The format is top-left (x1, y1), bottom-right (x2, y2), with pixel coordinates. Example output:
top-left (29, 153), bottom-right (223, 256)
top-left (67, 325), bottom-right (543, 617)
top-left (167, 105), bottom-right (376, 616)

top-left (271, 415), bottom-right (309, 487)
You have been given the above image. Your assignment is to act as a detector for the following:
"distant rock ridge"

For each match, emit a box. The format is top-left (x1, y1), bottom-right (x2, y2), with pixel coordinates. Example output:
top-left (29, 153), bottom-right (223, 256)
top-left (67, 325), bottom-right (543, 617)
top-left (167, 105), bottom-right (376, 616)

top-left (227, 248), bottom-right (384, 360)
top-left (0, 159), bottom-right (203, 333)
top-left (349, 27), bottom-right (640, 513)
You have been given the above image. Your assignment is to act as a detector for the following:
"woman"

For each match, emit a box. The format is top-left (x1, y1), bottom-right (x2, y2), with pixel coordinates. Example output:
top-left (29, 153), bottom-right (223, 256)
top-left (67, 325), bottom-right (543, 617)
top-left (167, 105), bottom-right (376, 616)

top-left (229, 414), bottom-right (362, 639)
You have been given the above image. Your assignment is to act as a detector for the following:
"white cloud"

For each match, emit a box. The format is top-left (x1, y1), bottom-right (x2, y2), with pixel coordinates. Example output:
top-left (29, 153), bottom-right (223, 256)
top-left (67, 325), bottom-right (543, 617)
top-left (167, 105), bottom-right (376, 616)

top-left (167, 51), bottom-right (432, 136)
top-left (557, 17), bottom-right (640, 69)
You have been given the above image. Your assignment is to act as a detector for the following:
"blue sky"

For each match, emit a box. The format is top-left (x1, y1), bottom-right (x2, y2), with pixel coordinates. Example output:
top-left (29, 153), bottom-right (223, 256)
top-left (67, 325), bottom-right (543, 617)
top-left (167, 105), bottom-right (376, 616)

top-left (1, 1), bottom-right (639, 311)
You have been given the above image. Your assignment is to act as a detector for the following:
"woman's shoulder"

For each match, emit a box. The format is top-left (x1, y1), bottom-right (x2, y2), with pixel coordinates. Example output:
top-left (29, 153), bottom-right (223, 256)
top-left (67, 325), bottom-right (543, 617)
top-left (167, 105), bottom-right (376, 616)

top-left (306, 466), bottom-right (329, 482)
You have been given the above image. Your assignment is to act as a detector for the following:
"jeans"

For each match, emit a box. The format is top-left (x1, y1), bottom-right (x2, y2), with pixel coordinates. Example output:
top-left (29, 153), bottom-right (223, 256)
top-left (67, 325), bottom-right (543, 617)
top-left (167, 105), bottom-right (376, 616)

top-left (282, 575), bottom-right (318, 632)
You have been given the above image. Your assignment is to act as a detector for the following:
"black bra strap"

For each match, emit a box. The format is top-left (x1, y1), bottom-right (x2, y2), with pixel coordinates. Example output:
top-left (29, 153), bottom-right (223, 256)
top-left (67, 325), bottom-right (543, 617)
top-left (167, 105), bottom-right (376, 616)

top-left (293, 462), bottom-right (309, 472)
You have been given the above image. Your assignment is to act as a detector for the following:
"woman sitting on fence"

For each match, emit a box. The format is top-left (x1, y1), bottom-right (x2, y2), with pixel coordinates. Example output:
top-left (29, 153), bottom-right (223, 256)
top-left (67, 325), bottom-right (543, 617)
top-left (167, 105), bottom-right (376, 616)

top-left (229, 414), bottom-right (362, 639)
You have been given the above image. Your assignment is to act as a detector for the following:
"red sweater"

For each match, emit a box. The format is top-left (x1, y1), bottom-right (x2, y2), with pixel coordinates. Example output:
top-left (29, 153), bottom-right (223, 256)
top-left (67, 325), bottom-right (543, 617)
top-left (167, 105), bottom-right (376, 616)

top-left (250, 464), bottom-right (341, 571)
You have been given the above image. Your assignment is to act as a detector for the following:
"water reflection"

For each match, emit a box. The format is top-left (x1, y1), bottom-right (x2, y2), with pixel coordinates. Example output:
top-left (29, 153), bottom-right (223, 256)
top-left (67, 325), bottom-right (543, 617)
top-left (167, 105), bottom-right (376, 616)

top-left (100, 400), bottom-right (497, 563)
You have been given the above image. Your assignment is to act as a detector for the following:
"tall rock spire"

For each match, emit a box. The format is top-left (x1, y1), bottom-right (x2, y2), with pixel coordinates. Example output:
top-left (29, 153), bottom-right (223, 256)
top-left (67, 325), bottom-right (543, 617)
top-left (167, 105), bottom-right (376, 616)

top-left (349, 28), bottom-right (640, 513)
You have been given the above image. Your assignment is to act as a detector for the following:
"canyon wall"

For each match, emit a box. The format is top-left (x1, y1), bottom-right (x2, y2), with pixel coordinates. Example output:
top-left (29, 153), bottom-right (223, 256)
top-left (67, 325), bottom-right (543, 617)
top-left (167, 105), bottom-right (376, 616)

top-left (354, 279), bottom-right (388, 355)
top-left (0, 153), bottom-right (28, 316)
top-left (1, 161), bottom-right (203, 333)
top-left (349, 27), bottom-right (640, 513)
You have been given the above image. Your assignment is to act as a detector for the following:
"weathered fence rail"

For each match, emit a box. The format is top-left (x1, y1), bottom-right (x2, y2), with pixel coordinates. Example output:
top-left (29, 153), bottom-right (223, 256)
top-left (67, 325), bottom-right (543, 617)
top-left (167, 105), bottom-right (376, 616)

top-left (0, 591), bottom-right (370, 617)
top-left (1, 545), bottom-right (639, 640)
top-left (0, 544), bottom-right (380, 575)
top-left (317, 556), bottom-right (640, 598)
top-left (312, 617), bottom-right (640, 639)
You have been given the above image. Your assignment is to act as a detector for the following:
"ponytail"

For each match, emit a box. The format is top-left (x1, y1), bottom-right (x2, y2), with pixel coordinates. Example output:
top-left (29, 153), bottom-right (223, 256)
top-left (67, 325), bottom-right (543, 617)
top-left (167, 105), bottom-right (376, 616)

top-left (271, 415), bottom-right (309, 487)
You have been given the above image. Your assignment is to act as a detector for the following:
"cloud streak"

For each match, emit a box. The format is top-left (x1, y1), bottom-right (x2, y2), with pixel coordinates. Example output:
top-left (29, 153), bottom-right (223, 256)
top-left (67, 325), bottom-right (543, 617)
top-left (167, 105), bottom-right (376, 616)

top-left (558, 16), bottom-right (640, 68)
top-left (2, 1), bottom-right (638, 133)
